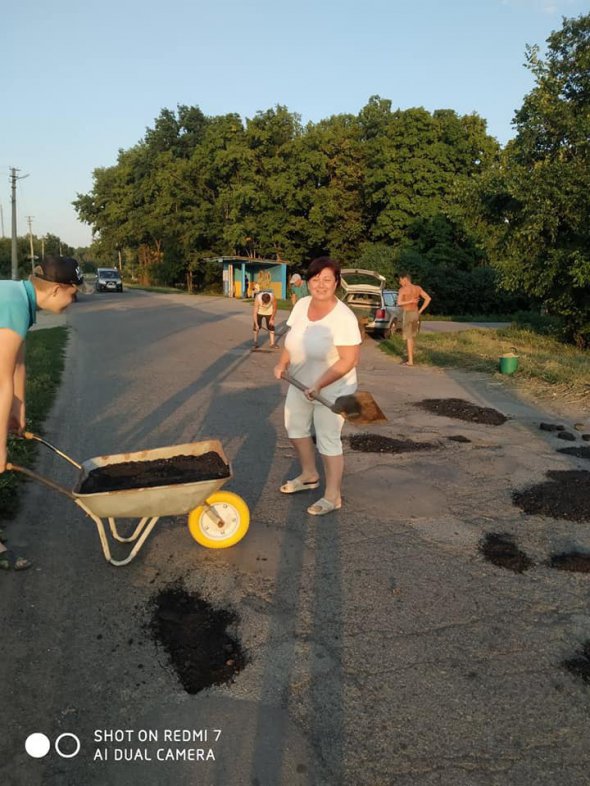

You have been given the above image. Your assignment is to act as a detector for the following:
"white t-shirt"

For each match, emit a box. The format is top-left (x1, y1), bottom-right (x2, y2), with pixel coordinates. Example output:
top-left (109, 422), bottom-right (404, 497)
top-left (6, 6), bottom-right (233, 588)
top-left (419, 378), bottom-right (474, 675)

top-left (285, 296), bottom-right (361, 397)
top-left (255, 292), bottom-right (275, 316)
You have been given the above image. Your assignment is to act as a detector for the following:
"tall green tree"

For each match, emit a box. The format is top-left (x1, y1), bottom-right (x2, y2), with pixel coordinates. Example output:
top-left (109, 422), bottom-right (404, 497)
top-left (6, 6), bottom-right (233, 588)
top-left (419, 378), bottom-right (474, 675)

top-left (469, 13), bottom-right (590, 346)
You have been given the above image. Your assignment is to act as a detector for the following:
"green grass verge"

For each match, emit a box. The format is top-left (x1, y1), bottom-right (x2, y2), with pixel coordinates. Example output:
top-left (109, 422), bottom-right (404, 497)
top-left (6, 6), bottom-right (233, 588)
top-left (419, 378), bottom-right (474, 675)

top-left (381, 325), bottom-right (590, 403)
top-left (0, 327), bottom-right (68, 522)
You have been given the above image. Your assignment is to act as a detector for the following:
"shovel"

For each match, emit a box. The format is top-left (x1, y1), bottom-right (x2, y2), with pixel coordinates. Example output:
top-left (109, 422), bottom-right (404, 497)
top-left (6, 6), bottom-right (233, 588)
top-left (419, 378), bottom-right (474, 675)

top-left (282, 372), bottom-right (387, 425)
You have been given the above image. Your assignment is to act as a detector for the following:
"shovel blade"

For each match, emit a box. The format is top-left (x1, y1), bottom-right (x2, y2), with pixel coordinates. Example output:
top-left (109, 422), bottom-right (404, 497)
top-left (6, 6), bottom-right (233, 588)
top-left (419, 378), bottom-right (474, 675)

top-left (332, 391), bottom-right (388, 424)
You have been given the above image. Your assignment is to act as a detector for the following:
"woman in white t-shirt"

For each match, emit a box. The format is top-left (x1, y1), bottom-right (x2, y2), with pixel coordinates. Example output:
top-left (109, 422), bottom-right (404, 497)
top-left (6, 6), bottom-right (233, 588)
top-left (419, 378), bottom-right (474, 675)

top-left (273, 257), bottom-right (361, 516)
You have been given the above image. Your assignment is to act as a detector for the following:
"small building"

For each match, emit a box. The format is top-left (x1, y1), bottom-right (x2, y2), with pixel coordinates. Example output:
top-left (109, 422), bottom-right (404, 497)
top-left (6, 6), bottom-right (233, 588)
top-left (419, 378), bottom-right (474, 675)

top-left (206, 256), bottom-right (289, 300)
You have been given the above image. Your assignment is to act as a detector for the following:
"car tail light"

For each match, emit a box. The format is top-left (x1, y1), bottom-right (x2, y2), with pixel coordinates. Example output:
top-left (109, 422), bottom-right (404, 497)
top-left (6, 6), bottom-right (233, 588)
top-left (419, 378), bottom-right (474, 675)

top-left (375, 308), bottom-right (386, 319)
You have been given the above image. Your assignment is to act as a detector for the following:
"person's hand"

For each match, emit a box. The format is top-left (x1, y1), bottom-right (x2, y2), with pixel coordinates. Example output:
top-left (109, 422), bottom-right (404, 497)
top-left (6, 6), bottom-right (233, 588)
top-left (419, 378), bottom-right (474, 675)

top-left (269, 318), bottom-right (275, 327)
top-left (273, 364), bottom-right (287, 380)
top-left (304, 386), bottom-right (319, 401)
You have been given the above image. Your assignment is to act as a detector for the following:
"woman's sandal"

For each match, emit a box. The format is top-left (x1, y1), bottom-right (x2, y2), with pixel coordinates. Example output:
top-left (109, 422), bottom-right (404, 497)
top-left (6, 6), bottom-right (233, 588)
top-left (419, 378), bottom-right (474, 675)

top-left (307, 497), bottom-right (342, 516)
top-left (0, 552), bottom-right (32, 571)
top-left (280, 477), bottom-right (320, 494)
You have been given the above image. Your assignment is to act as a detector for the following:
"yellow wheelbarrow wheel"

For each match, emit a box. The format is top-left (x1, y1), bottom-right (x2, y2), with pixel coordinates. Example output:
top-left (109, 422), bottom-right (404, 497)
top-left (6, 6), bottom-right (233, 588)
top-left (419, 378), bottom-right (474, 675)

top-left (188, 491), bottom-right (250, 549)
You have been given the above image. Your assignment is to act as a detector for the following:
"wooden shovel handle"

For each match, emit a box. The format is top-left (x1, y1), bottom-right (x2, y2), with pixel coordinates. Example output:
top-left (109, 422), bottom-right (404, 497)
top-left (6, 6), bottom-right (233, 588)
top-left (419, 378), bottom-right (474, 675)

top-left (280, 373), bottom-right (335, 411)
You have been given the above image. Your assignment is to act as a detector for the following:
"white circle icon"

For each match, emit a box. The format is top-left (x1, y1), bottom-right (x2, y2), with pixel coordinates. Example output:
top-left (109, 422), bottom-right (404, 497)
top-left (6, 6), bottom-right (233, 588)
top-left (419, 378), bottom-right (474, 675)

top-left (25, 733), bottom-right (51, 758)
top-left (55, 733), bottom-right (81, 758)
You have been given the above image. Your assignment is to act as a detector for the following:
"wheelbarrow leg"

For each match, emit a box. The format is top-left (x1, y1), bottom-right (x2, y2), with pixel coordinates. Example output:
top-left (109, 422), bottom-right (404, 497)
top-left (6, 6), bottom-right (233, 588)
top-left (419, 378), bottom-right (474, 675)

top-left (75, 501), bottom-right (160, 567)
top-left (107, 517), bottom-right (160, 567)
top-left (108, 516), bottom-right (152, 543)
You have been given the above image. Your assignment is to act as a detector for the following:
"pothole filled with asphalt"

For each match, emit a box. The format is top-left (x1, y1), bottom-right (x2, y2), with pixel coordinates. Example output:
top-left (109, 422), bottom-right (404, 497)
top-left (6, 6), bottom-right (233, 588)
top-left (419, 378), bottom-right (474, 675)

top-left (346, 434), bottom-right (438, 453)
top-left (415, 398), bottom-right (507, 426)
top-left (547, 552), bottom-right (590, 573)
top-left (148, 584), bottom-right (246, 694)
top-left (557, 446), bottom-right (590, 461)
top-left (562, 641), bottom-right (590, 685)
top-left (479, 533), bottom-right (534, 573)
top-left (513, 471), bottom-right (590, 522)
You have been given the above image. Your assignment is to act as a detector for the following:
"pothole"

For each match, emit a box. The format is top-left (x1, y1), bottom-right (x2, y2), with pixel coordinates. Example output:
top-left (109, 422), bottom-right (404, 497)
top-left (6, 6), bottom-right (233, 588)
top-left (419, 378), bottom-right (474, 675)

top-left (479, 533), bottom-right (534, 573)
top-left (557, 446), bottom-right (590, 460)
top-left (540, 423), bottom-right (565, 432)
top-left (415, 398), bottom-right (507, 426)
top-left (346, 434), bottom-right (438, 453)
top-left (556, 431), bottom-right (576, 442)
top-left (562, 641), bottom-right (590, 685)
top-left (547, 552), bottom-right (590, 573)
top-left (513, 471), bottom-right (590, 522)
top-left (447, 435), bottom-right (471, 443)
top-left (149, 584), bottom-right (246, 694)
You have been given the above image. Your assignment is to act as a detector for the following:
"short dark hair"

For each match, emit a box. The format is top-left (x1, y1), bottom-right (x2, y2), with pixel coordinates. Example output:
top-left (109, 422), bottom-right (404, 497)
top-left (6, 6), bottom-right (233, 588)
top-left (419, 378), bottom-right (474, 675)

top-left (399, 272), bottom-right (412, 281)
top-left (306, 257), bottom-right (341, 287)
top-left (261, 293), bottom-right (271, 304)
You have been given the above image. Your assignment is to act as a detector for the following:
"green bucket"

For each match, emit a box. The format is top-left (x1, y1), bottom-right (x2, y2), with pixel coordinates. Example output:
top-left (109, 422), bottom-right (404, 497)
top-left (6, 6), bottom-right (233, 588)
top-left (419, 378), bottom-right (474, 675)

top-left (499, 348), bottom-right (519, 375)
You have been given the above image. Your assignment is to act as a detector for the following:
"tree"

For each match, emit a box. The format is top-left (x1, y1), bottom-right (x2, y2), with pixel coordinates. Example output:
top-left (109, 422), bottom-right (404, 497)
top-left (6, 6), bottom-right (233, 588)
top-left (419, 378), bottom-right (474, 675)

top-left (470, 14), bottom-right (590, 346)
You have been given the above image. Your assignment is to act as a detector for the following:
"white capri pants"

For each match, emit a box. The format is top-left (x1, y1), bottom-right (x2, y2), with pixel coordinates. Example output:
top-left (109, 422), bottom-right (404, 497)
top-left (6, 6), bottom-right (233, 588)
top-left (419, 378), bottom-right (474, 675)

top-left (284, 386), bottom-right (345, 456)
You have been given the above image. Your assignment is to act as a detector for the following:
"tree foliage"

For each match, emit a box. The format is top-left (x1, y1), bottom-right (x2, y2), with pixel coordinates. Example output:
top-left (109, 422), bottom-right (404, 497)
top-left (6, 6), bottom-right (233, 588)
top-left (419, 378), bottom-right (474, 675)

top-left (74, 18), bottom-right (590, 339)
top-left (465, 13), bottom-right (590, 346)
top-left (75, 99), bottom-right (499, 297)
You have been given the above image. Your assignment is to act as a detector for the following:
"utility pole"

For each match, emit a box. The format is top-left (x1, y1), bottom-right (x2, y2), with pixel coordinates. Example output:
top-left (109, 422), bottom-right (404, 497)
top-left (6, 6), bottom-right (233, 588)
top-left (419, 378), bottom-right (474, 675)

top-left (26, 216), bottom-right (35, 274)
top-left (0, 201), bottom-right (5, 238)
top-left (10, 167), bottom-right (29, 280)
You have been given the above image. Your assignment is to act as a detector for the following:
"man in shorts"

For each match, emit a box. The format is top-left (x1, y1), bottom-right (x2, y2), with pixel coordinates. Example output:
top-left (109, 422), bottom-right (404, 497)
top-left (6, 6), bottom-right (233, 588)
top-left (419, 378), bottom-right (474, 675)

top-left (252, 291), bottom-right (278, 349)
top-left (397, 273), bottom-right (431, 366)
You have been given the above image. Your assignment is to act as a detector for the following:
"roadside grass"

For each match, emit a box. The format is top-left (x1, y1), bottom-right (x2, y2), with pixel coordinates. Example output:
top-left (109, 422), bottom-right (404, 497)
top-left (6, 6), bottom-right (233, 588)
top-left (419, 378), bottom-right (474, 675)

top-left (381, 325), bottom-right (590, 404)
top-left (0, 327), bottom-right (68, 522)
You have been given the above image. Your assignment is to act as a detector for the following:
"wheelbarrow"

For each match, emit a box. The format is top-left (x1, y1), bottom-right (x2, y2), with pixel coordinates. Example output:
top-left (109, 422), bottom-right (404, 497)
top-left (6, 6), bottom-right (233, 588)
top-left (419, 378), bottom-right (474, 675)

top-left (7, 433), bottom-right (250, 567)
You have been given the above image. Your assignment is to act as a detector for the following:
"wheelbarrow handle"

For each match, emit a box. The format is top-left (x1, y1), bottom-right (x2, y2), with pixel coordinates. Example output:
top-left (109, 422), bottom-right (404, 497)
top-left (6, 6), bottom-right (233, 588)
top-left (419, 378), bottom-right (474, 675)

top-left (20, 431), bottom-right (82, 469)
top-left (281, 372), bottom-right (334, 411)
top-left (6, 462), bottom-right (75, 499)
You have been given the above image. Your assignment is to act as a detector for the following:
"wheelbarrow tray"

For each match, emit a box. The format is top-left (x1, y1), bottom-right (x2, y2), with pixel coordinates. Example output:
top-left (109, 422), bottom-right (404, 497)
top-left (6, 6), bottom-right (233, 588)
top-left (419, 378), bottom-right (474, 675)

top-left (73, 439), bottom-right (231, 519)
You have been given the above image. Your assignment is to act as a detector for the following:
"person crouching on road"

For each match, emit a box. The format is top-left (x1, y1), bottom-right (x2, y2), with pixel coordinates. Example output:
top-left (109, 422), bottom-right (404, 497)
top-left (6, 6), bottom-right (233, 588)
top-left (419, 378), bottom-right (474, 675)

top-left (273, 257), bottom-right (361, 516)
top-left (397, 272), bottom-right (431, 367)
top-left (253, 291), bottom-right (277, 349)
top-left (0, 255), bottom-right (84, 570)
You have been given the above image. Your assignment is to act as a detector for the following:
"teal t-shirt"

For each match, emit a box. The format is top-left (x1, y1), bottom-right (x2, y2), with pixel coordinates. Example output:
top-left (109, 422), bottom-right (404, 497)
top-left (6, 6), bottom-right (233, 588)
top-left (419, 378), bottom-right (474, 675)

top-left (0, 280), bottom-right (37, 338)
top-left (291, 282), bottom-right (308, 302)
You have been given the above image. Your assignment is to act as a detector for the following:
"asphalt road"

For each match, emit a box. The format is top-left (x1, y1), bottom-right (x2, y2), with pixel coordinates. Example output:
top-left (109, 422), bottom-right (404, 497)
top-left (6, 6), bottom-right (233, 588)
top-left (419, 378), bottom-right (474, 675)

top-left (1, 290), bottom-right (589, 786)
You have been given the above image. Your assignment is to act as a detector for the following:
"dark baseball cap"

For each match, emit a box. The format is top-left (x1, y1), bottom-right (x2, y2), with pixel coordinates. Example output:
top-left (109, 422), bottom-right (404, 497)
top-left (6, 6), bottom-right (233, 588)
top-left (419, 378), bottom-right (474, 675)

top-left (34, 255), bottom-right (84, 286)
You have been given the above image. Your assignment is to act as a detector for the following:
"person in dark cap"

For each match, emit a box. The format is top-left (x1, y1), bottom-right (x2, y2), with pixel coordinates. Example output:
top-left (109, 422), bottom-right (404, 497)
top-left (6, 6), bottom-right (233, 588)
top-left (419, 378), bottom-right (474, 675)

top-left (0, 255), bottom-right (83, 569)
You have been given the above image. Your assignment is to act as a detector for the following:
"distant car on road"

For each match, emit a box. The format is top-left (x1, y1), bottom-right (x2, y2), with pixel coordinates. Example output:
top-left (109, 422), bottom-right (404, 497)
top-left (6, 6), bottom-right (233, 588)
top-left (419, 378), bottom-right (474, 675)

top-left (95, 267), bottom-right (123, 293)
top-left (340, 268), bottom-right (401, 339)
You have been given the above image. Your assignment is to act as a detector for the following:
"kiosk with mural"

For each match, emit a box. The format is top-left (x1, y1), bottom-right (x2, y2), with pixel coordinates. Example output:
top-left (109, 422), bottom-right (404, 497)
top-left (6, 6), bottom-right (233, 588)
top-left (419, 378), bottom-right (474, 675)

top-left (207, 257), bottom-right (289, 300)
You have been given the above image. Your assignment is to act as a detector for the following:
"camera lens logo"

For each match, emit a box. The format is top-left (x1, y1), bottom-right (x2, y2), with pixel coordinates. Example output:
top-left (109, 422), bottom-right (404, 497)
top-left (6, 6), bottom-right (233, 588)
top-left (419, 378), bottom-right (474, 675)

top-left (25, 732), bottom-right (81, 759)
top-left (25, 734), bottom-right (50, 759)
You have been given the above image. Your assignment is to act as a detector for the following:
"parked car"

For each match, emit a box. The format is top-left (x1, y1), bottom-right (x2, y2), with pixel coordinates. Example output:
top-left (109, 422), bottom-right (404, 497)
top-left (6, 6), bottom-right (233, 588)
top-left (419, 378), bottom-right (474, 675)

top-left (340, 268), bottom-right (401, 338)
top-left (95, 267), bottom-right (123, 292)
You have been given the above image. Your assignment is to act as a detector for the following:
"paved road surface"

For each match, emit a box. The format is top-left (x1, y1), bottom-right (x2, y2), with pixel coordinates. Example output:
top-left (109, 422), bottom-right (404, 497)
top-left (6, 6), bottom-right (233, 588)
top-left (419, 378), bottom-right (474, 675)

top-left (1, 291), bottom-right (588, 786)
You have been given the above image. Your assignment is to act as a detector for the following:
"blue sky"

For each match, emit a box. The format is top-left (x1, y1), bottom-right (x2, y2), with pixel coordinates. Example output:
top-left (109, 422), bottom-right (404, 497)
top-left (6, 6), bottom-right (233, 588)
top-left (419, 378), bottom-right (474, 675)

top-left (2, 0), bottom-right (586, 248)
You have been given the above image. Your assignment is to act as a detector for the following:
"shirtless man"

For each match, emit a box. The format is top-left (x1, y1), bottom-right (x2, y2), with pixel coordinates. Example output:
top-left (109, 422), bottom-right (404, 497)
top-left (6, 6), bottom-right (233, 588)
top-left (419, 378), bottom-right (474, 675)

top-left (397, 273), bottom-right (431, 366)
